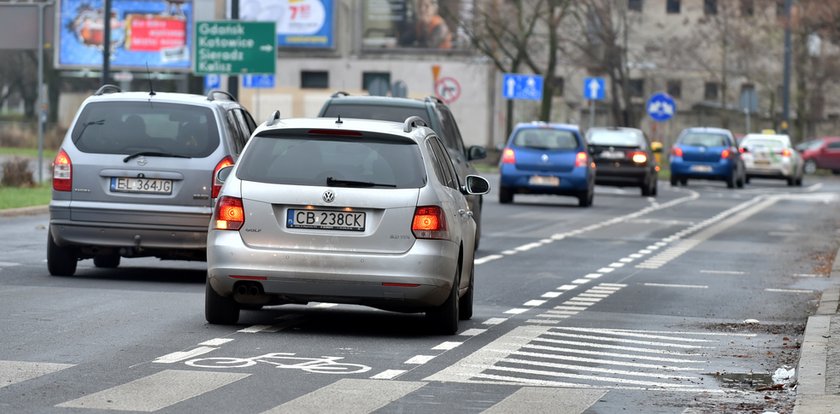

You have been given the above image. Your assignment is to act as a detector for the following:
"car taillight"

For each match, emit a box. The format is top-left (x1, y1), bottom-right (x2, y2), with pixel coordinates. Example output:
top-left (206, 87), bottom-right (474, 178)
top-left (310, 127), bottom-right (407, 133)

top-left (630, 151), bottom-right (647, 164)
top-left (52, 149), bottom-right (72, 192)
top-left (575, 152), bottom-right (588, 167)
top-left (501, 148), bottom-right (515, 164)
top-left (739, 147), bottom-right (747, 153)
top-left (721, 149), bottom-right (731, 159)
top-left (412, 206), bottom-right (449, 240)
top-left (212, 156), bottom-right (234, 198)
top-left (780, 149), bottom-right (791, 157)
top-left (213, 196), bottom-right (244, 230)
top-left (671, 147), bottom-right (683, 157)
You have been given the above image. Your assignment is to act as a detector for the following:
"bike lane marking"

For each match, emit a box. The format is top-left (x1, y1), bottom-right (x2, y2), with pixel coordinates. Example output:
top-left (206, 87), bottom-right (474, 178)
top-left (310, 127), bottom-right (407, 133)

top-left (153, 338), bottom-right (234, 364)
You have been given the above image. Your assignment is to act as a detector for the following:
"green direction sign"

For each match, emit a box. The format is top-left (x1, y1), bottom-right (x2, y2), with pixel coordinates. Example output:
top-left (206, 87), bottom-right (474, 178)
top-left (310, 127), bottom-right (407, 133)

top-left (194, 21), bottom-right (276, 75)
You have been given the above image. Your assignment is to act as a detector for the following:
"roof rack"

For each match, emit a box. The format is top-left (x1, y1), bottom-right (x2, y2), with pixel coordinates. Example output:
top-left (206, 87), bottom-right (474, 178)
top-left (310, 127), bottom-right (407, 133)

top-left (265, 110), bottom-right (281, 127)
top-left (206, 90), bottom-right (237, 102)
top-left (331, 91), bottom-right (350, 98)
top-left (94, 84), bottom-right (122, 96)
top-left (403, 116), bottom-right (427, 132)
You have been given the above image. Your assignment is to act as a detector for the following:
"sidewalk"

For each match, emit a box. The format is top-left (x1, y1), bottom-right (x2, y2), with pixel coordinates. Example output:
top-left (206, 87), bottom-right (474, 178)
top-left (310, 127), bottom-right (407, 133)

top-left (794, 248), bottom-right (840, 413)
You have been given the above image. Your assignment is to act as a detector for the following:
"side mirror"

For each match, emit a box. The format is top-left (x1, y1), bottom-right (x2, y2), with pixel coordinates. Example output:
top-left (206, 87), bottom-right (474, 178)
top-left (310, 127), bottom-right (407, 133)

top-left (216, 165), bottom-right (234, 184)
top-left (467, 145), bottom-right (487, 161)
top-left (463, 175), bottom-right (490, 195)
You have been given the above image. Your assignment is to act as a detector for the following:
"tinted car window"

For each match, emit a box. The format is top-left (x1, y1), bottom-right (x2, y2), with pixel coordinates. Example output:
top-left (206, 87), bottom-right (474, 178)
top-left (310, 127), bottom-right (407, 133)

top-left (236, 135), bottom-right (426, 188)
top-left (679, 133), bottom-right (728, 147)
top-left (427, 137), bottom-right (458, 189)
top-left (588, 130), bottom-right (645, 147)
top-left (321, 104), bottom-right (430, 126)
top-left (828, 141), bottom-right (840, 149)
top-left (436, 106), bottom-right (466, 155)
top-left (72, 102), bottom-right (219, 158)
top-left (513, 129), bottom-right (579, 150)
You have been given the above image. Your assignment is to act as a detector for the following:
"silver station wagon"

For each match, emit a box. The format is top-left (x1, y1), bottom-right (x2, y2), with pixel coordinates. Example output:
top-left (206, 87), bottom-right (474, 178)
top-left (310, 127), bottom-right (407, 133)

top-left (205, 115), bottom-right (490, 334)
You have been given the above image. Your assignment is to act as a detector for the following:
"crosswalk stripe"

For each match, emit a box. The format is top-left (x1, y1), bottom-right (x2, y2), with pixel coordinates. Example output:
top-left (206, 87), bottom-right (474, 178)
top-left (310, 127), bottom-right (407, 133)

top-left (0, 360), bottom-right (73, 389)
top-left (260, 379), bottom-right (424, 414)
top-left (482, 387), bottom-right (606, 414)
top-left (56, 369), bottom-right (248, 412)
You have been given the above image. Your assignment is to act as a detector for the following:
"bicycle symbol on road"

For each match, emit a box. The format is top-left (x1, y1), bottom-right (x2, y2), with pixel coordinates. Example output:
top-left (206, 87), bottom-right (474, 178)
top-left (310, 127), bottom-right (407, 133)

top-left (185, 352), bottom-right (371, 375)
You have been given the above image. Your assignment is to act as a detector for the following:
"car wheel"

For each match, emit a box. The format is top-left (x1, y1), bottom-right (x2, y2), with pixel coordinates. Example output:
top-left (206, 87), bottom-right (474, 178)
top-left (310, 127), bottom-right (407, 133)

top-left (745, 176), bottom-right (751, 184)
top-left (458, 265), bottom-right (474, 321)
top-left (427, 263), bottom-right (460, 335)
top-left (796, 175), bottom-right (804, 186)
top-left (787, 176), bottom-right (796, 186)
top-left (205, 281), bottom-right (240, 325)
top-left (498, 186), bottom-right (513, 204)
top-left (578, 188), bottom-right (593, 207)
top-left (651, 179), bottom-right (658, 196)
top-left (726, 172), bottom-right (736, 189)
top-left (804, 160), bottom-right (817, 175)
top-left (680, 178), bottom-right (688, 186)
top-left (670, 175), bottom-right (679, 186)
top-left (736, 172), bottom-right (745, 188)
top-left (47, 232), bottom-right (77, 276)
top-left (93, 254), bottom-right (120, 268)
top-left (641, 178), bottom-right (654, 196)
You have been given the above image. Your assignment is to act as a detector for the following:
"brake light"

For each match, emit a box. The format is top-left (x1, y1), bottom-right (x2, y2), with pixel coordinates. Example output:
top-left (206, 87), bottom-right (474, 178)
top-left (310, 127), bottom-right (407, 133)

top-left (721, 149), bottom-right (731, 159)
top-left (412, 206), bottom-right (449, 240)
top-left (52, 149), bottom-right (72, 192)
top-left (630, 151), bottom-right (647, 164)
top-left (501, 148), bottom-right (515, 164)
top-left (671, 147), bottom-right (683, 157)
top-left (780, 149), bottom-right (791, 157)
top-left (575, 152), bottom-right (588, 167)
top-left (213, 196), bottom-right (244, 230)
top-left (739, 147), bottom-right (747, 153)
top-left (212, 156), bottom-right (234, 198)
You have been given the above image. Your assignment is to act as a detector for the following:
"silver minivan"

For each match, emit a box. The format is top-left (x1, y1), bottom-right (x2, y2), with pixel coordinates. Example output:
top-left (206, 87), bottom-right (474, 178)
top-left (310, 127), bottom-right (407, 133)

top-left (47, 85), bottom-right (257, 276)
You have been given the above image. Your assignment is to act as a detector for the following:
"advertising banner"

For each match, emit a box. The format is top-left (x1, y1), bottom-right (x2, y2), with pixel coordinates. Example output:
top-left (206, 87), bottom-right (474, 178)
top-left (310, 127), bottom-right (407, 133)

top-left (362, 0), bottom-right (468, 50)
top-left (56, 0), bottom-right (193, 71)
top-left (240, 0), bottom-right (333, 49)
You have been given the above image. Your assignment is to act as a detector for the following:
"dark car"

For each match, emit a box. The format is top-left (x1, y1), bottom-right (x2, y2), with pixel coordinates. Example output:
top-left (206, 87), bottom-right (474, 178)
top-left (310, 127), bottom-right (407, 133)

top-left (47, 85), bottom-right (257, 276)
top-left (498, 122), bottom-right (595, 207)
top-left (585, 126), bottom-right (658, 196)
top-left (317, 93), bottom-right (488, 245)
top-left (800, 136), bottom-right (840, 174)
top-left (669, 127), bottom-right (745, 188)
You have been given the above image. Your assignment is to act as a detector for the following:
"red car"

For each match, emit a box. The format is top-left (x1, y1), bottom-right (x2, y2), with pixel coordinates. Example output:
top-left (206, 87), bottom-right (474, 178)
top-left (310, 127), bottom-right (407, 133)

top-left (800, 137), bottom-right (840, 174)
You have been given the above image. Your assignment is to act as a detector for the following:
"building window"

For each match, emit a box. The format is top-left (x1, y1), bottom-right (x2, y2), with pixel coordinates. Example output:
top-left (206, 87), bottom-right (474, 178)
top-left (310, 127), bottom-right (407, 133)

top-left (704, 0), bottom-right (717, 15)
top-left (552, 76), bottom-right (564, 96)
top-left (666, 0), bottom-right (680, 14)
top-left (777, 0), bottom-right (785, 18)
top-left (629, 79), bottom-right (644, 97)
top-left (740, 0), bottom-right (754, 17)
top-left (301, 71), bottom-right (328, 89)
top-left (628, 0), bottom-right (643, 12)
top-left (362, 72), bottom-right (391, 95)
top-left (667, 80), bottom-right (682, 99)
top-left (704, 82), bottom-right (719, 101)
top-left (740, 83), bottom-right (757, 112)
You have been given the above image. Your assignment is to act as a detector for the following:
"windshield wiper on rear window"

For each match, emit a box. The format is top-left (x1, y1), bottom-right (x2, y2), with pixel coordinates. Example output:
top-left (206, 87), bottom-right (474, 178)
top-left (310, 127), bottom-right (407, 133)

top-left (123, 151), bottom-right (191, 163)
top-left (326, 176), bottom-right (396, 188)
top-left (73, 119), bottom-right (104, 141)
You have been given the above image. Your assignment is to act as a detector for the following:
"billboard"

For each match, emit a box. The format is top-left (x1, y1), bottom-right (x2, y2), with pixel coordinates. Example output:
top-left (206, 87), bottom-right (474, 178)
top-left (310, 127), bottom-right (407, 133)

top-left (362, 0), bottom-right (468, 50)
top-left (240, 0), bottom-right (334, 49)
top-left (56, 0), bottom-right (193, 71)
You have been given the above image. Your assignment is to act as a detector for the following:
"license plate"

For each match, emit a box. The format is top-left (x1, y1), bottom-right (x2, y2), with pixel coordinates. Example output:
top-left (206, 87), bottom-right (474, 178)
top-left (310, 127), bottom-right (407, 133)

top-left (690, 165), bottom-right (712, 172)
top-left (286, 209), bottom-right (366, 232)
top-left (110, 177), bottom-right (173, 194)
top-left (754, 160), bottom-right (771, 165)
top-left (529, 175), bottom-right (560, 186)
top-left (599, 150), bottom-right (625, 159)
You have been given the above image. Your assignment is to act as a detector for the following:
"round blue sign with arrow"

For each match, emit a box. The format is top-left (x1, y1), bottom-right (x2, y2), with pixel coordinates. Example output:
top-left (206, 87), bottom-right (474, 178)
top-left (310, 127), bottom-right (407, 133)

top-left (646, 92), bottom-right (676, 122)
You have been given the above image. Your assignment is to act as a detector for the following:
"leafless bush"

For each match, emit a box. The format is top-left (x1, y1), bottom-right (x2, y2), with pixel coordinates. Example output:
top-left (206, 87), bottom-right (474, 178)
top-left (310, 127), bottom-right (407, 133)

top-left (1, 157), bottom-right (35, 187)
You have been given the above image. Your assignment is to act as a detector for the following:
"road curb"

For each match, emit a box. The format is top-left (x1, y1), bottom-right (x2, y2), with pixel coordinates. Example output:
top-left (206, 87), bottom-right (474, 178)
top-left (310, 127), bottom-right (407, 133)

top-left (0, 205), bottom-right (48, 217)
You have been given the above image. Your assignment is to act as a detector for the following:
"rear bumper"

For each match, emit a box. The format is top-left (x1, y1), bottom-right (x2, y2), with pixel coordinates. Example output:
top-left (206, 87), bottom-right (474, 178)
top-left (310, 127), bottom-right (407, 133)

top-left (499, 165), bottom-right (592, 194)
top-left (594, 165), bottom-right (649, 186)
top-left (670, 160), bottom-right (734, 180)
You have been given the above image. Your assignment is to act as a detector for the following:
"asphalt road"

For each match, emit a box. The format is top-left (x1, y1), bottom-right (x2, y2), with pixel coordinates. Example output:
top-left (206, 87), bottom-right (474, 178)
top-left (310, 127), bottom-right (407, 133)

top-left (2, 174), bottom-right (839, 413)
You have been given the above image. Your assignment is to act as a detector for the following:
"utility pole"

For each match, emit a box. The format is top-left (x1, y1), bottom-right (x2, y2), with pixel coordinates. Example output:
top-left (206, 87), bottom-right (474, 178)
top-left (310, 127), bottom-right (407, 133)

top-left (781, 0), bottom-right (793, 134)
top-left (227, 0), bottom-right (239, 100)
top-left (102, 0), bottom-right (111, 85)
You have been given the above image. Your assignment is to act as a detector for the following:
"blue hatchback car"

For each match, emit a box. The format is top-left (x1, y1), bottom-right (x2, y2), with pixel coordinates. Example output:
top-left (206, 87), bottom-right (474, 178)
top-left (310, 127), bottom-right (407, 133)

top-left (498, 122), bottom-right (595, 207)
top-left (669, 127), bottom-right (745, 188)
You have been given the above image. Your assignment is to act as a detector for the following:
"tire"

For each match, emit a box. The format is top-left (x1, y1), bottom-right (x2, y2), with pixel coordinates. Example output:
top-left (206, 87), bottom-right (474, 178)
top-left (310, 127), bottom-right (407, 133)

top-left (670, 175), bottom-right (679, 186)
top-left (641, 177), bottom-right (654, 196)
top-left (787, 176), bottom-right (796, 186)
top-left (458, 265), bottom-right (474, 321)
top-left (47, 232), bottom-right (77, 276)
top-left (498, 186), bottom-right (513, 204)
top-left (427, 263), bottom-right (460, 335)
top-left (796, 175), bottom-right (803, 187)
top-left (804, 160), bottom-right (817, 175)
top-left (205, 281), bottom-right (240, 325)
top-left (680, 178), bottom-right (688, 186)
top-left (651, 179), bottom-right (658, 196)
top-left (93, 254), bottom-right (120, 268)
top-left (578, 187), bottom-right (593, 207)
top-left (726, 173), bottom-right (736, 189)
top-left (736, 172), bottom-right (745, 188)
top-left (745, 176), bottom-right (751, 184)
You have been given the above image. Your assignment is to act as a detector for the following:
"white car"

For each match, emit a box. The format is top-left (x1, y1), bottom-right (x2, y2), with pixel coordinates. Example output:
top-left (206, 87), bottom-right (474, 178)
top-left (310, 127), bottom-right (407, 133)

top-left (739, 133), bottom-right (803, 186)
top-left (205, 114), bottom-right (490, 334)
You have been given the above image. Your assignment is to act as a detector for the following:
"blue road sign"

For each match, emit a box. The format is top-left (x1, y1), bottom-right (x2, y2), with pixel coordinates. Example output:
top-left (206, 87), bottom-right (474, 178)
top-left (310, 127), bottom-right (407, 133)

top-left (647, 92), bottom-right (676, 122)
top-left (242, 74), bottom-right (276, 89)
top-left (502, 73), bottom-right (543, 100)
top-left (204, 74), bottom-right (221, 92)
top-left (583, 77), bottom-right (606, 100)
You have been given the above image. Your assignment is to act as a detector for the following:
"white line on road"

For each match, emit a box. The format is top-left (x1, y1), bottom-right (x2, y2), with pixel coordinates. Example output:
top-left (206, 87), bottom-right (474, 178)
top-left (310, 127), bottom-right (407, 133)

top-left (765, 288), bottom-right (815, 294)
top-left (198, 338), bottom-right (234, 347)
top-left (405, 355), bottom-right (435, 364)
top-left (644, 283), bottom-right (708, 289)
top-left (370, 370), bottom-right (405, 380)
top-left (699, 270), bottom-right (745, 275)
top-left (153, 346), bottom-right (217, 364)
top-left (432, 342), bottom-right (462, 351)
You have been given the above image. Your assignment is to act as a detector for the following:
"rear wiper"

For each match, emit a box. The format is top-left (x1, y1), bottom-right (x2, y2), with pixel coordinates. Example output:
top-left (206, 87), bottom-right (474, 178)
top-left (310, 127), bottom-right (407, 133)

top-left (326, 176), bottom-right (396, 188)
top-left (123, 151), bottom-right (191, 163)
top-left (73, 119), bottom-right (104, 141)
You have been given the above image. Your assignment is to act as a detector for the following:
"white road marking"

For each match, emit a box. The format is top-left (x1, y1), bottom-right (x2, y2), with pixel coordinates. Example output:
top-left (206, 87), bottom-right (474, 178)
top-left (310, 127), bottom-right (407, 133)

top-left (57, 370), bottom-right (248, 412)
top-left (609, 262), bottom-right (625, 268)
top-left (534, 337), bottom-right (700, 355)
top-left (370, 369), bottom-right (405, 379)
top-left (483, 387), bottom-right (606, 414)
top-left (555, 327), bottom-right (716, 343)
top-left (562, 301), bottom-right (594, 307)
top-left (0, 261), bottom-right (19, 267)
top-left (644, 283), bottom-right (708, 289)
top-left (515, 242), bottom-right (544, 252)
top-left (793, 273), bottom-right (820, 278)
top-left (700, 270), bottom-right (745, 275)
top-left (460, 328), bottom-right (487, 336)
top-left (0, 360), bottom-right (73, 389)
top-left (577, 293), bottom-right (610, 298)
top-left (238, 325), bottom-right (273, 333)
top-left (572, 278), bottom-right (590, 284)
top-left (485, 365), bottom-right (697, 389)
top-left (475, 254), bottom-right (504, 265)
top-left (522, 344), bottom-right (704, 363)
top-left (432, 342), bottom-right (462, 351)
top-left (502, 250), bottom-right (517, 255)
top-left (541, 331), bottom-right (711, 349)
top-left (483, 318), bottom-right (507, 325)
top-left (554, 306), bottom-right (587, 311)
top-left (541, 291), bottom-right (563, 298)
top-left (765, 288), bottom-right (814, 294)
top-left (261, 379), bottom-right (424, 414)
top-left (557, 284), bottom-right (577, 290)
top-left (312, 303), bottom-right (338, 308)
top-left (153, 346), bottom-right (217, 364)
top-left (198, 338), bottom-right (234, 347)
top-left (597, 267), bottom-right (615, 273)
top-left (504, 308), bottom-right (529, 315)
top-left (405, 355), bottom-right (435, 364)
top-left (584, 273), bottom-right (602, 279)
top-left (546, 310), bottom-right (579, 315)
top-left (502, 357), bottom-right (696, 380)
top-left (524, 300), bottom-right (546, 307)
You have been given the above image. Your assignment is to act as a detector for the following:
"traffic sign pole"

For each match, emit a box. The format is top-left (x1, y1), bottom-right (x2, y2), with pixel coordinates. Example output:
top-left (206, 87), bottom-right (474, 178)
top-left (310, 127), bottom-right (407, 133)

top-left (589, 100), bottom-right (595, 130)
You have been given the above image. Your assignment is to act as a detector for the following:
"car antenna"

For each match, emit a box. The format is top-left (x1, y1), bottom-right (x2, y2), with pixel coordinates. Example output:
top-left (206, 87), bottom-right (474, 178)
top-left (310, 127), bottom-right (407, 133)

top-left (335, 115), bottom-right (343, 125)
top-left (145, 62), bottom-right (156, 96)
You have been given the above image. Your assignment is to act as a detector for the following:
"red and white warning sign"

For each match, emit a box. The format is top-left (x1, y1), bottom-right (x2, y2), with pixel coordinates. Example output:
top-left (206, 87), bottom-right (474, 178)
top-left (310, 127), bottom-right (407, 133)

top-left (434, 77), bottom-right (461, 105)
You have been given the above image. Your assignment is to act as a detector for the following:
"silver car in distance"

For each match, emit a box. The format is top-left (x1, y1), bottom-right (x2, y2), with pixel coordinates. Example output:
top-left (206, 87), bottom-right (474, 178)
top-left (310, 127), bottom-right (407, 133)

top-left (205, 115), bottom-right (490, 335)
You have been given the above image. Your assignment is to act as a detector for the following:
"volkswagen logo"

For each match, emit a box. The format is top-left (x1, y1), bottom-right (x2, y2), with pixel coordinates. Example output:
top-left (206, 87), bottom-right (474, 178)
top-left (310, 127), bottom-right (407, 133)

top-left (322, 190), bottom-right (335, 203)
